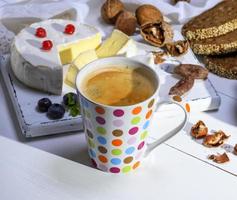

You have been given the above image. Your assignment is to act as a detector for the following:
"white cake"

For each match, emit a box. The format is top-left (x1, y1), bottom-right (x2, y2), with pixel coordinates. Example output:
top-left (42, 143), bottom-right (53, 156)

top-left (10, 19), bottom-right (102, 94)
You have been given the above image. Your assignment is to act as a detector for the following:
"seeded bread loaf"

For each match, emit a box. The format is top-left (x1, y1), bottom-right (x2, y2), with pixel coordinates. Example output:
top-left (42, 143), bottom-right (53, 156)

top-left (190, 29), bottom-right (237, 55)
top-left (203, 53), bottom-right (237, 79)
top-left (182, 0), bottom-right (237, 41)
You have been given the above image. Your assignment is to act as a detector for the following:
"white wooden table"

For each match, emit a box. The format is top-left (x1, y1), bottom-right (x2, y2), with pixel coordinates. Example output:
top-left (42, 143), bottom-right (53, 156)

top-left (1, 0), bottom-right (237, 199)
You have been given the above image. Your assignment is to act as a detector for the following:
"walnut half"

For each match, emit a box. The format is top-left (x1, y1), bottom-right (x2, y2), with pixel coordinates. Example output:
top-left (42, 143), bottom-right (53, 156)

top-left (203, 130), bottom-right (230, 147)
top-left (140, 21), bottom-right (173, 47)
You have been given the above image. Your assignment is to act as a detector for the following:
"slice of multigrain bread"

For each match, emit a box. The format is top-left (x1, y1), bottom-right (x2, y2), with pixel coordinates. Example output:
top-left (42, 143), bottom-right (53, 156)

top-left (203, 53), bottom-right (237, 79)
top-left (190, 29), bottom-right (237, 55)
top-left (182, 0), bottom-right (237, 41)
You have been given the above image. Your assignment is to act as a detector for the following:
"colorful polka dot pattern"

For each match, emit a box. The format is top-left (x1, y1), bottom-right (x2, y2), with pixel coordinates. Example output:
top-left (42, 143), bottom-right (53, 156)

top-left (95, 106), bottom-right (105, 115)
top-left (84, 98), bottom-right (156, 173)
top-left (113, 109), bottom-right (124, 117)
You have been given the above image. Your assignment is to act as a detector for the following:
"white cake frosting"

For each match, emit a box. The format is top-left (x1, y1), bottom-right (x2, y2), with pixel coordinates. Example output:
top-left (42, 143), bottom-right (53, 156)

top-left (11, 19), bottom-right (101, 94)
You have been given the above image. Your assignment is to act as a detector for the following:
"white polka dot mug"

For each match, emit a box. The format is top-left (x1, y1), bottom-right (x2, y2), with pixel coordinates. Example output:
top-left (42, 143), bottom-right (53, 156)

top-left (76, 57), bottom-right (189, 174)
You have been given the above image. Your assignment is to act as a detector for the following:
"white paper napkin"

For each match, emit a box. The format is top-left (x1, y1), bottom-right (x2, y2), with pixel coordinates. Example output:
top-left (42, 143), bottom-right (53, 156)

top-left (122, 0), bottom-right (222, 24)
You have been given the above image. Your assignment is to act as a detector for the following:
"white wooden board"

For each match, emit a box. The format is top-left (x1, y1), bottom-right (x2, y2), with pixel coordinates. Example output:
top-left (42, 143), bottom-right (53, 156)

top-left (0, 55), bottom-right (83, 137)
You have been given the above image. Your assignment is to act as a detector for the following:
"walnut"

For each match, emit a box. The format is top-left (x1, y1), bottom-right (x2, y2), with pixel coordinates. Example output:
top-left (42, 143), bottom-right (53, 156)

top-left (152, 51), bottom-right (166, 64)
top-left (165, 40), bottom-right (189, 57)
top-left (101, 0), bottom-right (124, 24)
top-left (203, 130), bottom-right (230, 147)
top-left (174, 64), bottom-right (209, 80)
top-left (115, 11), bottom-right (137, 36)
top-left (191, 120), bottom-right (208, 139)
top-left (141, 21), bottom-right (173, 47)
top-left (174, 0), bottom-right (191, 4)
top-left (169, 76), bottom-right (194, 96)
top-left (208, 153), bottom-right (229, 164)
top-left (135, 4), bottom-right (163, 26)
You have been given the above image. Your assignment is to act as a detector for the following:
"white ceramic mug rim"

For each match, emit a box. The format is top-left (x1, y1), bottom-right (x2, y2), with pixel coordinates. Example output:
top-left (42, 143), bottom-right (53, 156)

top-left (76, 57), bottom-right (160, 109)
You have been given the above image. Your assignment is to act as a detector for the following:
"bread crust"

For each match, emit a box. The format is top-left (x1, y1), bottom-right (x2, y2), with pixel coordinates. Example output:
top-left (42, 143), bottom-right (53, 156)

top-left (182, 0), bottom-right (237, 40)
top-left (204, 54), bottom-right (237, 79)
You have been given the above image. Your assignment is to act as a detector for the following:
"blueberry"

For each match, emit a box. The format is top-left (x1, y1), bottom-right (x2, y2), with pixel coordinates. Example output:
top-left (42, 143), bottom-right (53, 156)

top-left (47, 103), bottom-right (65, 119)
top-left (37, 98), bottom-right (52, 112)
top-left (63, 92), bottom-right (78, 106)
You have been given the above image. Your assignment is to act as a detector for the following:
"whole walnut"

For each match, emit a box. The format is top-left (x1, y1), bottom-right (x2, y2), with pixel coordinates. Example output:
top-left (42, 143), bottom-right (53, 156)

top-left (136, 4), bottom-right (163, 26)
top-left (115, 11), bottom-right (137, 36)
top-left (101, 0), bottom-right (124, 24)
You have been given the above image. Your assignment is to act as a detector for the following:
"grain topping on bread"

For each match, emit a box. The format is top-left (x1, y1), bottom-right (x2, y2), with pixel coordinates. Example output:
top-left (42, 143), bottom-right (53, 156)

top-left (182, 0), bottom-right (237, 40)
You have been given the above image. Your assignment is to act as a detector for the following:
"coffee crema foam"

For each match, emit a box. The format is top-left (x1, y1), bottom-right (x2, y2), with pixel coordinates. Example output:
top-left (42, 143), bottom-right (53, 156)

top-left (82, 66), bottom-right (156, 106)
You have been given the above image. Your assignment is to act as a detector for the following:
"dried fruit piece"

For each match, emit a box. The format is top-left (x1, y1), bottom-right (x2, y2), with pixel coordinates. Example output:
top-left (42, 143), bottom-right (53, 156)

top-left (35, 27), bottom-right (46, 38)
top-left (141, 21), bottom-right (173, 47)
top-left (208, 153), bottom-right (229, 164)
top-left (101, 0), bottom-right (124, 24)
top-left (203, 130), bottom-right (230, 147)
top-left (64, 24), bottom-right (75, 34)
top-left (41, 40), bottom-right (53, 51)
top-left (165, 40), bottom-right (189, 57)
top-left (135, 4), bottom-right (163, 26)
top-left (169, 76), bottom-right (194, 96)
top-left (115, 11), bottom-right (137, 36)
top-left (191, 120), bottom-right (208, 139)
top-left (174, 64), bottom-right (209, 79)
top-left (153, 51), bottom-right (166, 64)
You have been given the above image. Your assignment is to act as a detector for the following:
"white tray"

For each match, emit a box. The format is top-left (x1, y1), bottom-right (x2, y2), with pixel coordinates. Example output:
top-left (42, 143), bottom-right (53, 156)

top-left (0, 37), bottom-right (221, 137)
top-left (0, 55), bottom-right (83, 137)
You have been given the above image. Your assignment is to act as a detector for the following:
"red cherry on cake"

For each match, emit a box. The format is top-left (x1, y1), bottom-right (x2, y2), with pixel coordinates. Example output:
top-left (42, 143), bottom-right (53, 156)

top-left (64, 24), bottom-right (75, 34)
top-left (35, 27), bottom-right (46, 38)
top-left (41, 40), bottom-right (53, 51)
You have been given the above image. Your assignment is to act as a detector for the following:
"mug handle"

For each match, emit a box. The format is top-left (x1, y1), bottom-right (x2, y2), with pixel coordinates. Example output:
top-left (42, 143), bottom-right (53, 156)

top-left (144, 100), bottom-right (189, 157)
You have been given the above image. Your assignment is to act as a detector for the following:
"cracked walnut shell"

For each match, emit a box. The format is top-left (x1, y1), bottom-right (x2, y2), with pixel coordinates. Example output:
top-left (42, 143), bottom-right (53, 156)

top-left (208, 153), bottom-right (229, 164)
top-left (115, 11), bottom-right (137, 36)
top-left (135, 4), bottom-right (163, 26)
top-left (165, 40), bottom-right (189, 57)
top-left (191, 120), bottom-right (208, 139)
top-left (101, 0), bottom-right (124, 24)
top-left (203, 130), bottom-right (230, 147)
top-left (141, 21), bottom-right (173, 47)
top-left (153, 51), bottom-right (166, 64)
